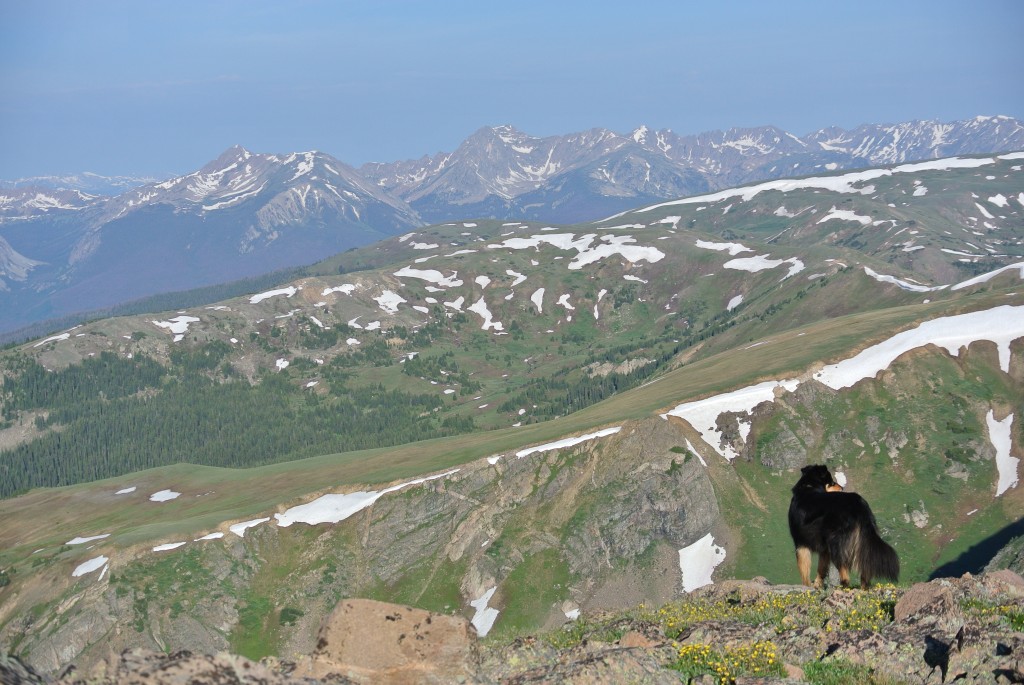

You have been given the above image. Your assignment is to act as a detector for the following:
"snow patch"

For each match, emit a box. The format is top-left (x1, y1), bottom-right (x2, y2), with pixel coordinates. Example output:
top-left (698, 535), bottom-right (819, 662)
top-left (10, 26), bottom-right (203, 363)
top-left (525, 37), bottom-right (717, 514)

top-left (694, 239), bottom-right (752, 256)
top-left (374, 290), bottom-right (406, 314)
top-left (149, 489), bottom-right (181, 502)
top-left (229, 517), bottom-right (271, 538)
top-left (678, 533), bottom-right (727, 592)
top-left (72, 556), bottom-right (108, 578)
top-left (394, 267), bottom-right (463, 288)
top-left (506, 269), bottom-right (527, 287)
top-left (988, 411), bottom-right (1018, 496)
top-left (67, 534), bottom-right (110, 545)
top-left (951, 262), bottom-right (1024, 290)
top-left (662, 380), bottom-right (799, 460)
top-left (323, 284), bottom-right (357, 297)
top-left (724, 255), bottom-right (804, 278)
top-left (33, 332), bottom-right (71, 347)
top-left (817, 206), bottom-right (872, 226)
top-left (152, 316), bottom-right (200, 342)
top-left (274, 470), bottom-right (459, 527)
top-left (249, 286), bottom-right (298, 304)
top-left (470, 587), bottom-right (500, 637)
top-left (153, 542), bottom-right (186, 552)
top-left (864, 267), bottom-right (947, 293)
top-left (515, 427), bottom-right (622, 459)
top-left (467, 297), bottom-right (503, 331)
top-left (530, 288), bottom-right (545, 313)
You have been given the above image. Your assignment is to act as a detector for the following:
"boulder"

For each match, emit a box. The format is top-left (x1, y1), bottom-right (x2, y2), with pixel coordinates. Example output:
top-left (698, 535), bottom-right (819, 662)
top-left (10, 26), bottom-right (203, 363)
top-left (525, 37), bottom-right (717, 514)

top-left (294, 598), bottom-right (480, 684)
top-left (894, 581), bottom-right (964, 633)
top-left (980, 569), bottom-right (1024, 599)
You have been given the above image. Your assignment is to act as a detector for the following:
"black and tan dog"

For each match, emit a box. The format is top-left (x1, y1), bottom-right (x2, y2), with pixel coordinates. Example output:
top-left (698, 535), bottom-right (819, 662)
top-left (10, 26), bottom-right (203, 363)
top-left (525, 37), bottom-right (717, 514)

top-left (788, 464), bottom-right (899, 589)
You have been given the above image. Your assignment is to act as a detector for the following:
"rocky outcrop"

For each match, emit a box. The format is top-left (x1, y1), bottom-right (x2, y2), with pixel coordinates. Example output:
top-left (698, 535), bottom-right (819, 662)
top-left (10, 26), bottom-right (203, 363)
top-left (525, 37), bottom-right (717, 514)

top-left (293, 599), bottom-right (480, 684)
top-left (6, 571), bottom-right (1024, 684)
top-left (3, 418), bottom-right (721, 676)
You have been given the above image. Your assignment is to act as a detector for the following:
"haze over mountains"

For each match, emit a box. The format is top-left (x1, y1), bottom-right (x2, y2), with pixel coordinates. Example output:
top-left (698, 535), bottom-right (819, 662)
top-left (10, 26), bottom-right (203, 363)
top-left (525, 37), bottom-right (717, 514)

top-left (1, 115), bottom-right (1022, 335)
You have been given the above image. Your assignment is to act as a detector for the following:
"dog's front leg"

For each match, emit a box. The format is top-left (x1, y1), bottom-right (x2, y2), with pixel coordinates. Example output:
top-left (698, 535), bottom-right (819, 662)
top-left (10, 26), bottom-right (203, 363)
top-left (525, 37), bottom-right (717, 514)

top-left (796, 547), bottom-right (812, 586)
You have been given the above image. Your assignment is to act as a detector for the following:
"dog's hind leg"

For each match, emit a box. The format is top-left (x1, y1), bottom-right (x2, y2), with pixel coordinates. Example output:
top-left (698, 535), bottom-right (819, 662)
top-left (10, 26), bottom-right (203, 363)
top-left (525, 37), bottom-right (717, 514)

top-left (796, 546), bottom-right (812, 586)
top-left (837, 565), bottom-right (851, 588)
top-left (815, 551), bottom-right (831, 589)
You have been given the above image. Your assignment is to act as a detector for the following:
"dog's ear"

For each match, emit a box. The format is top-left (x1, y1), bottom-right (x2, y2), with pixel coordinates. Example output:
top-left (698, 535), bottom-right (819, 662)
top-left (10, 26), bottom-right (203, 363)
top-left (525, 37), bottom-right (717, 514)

top-left (801, 465), bottom-right (815, 474)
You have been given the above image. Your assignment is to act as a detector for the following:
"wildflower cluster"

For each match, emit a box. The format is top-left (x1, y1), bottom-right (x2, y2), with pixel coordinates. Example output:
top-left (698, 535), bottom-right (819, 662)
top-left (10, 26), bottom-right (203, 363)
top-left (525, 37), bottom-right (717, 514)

top-left (653, 585), bottom-right (900, 640)
top-left (828, 586), bottom-right (897, 632)
top-left (961, 597), bottom-right (1024, 630)
top-left (673, 641), bottom-right (782, 684)
top-left (541, 617), bottom-right (625, 649)
top-left (652, 590), bottom-right (818, 638)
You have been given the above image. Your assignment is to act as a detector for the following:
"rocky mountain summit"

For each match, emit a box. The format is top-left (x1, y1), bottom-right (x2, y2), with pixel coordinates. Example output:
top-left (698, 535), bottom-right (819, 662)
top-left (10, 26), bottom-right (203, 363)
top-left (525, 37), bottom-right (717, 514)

top-left (4, 571), bottom-right (1023, 684)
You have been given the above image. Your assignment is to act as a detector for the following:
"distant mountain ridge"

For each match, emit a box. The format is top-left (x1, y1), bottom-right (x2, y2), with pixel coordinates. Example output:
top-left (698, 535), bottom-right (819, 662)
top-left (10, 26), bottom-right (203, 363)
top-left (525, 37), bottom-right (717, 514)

top-left (0, 115), bottom-right (1022, 334)
top-left (0, 147), bottom-right (422, 333)
top-left (0, 172), bottom-right (163, 196)
top-left (359, 115), bottom-right (1024, 221)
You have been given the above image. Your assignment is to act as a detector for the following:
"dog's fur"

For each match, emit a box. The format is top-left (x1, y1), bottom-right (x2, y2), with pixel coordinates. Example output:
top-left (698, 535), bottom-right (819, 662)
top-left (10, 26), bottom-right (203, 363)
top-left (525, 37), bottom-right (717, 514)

top-left (788, 464), bottom-right (899, 589)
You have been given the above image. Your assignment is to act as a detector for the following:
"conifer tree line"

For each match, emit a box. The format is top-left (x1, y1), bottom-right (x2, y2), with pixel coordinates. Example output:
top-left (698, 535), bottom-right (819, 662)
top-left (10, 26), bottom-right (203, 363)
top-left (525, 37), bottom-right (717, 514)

top-left (0, 350), bottom-right (456, 498)
top-left (0, 289), bottom-right (739, 499)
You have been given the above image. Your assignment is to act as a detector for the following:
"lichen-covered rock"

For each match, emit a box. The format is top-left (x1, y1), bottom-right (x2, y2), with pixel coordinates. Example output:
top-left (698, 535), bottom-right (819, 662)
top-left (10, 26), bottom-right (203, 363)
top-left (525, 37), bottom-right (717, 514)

top-left (3, 649), bottom-right (318, 685)
top-left (893, 580), bottom-right (964, 633)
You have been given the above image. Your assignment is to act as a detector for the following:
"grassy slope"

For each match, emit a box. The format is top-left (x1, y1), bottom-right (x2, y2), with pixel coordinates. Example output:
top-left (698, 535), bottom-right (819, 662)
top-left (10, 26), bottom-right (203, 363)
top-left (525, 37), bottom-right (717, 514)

top-left (1, 287), bottom-right (1016, 565)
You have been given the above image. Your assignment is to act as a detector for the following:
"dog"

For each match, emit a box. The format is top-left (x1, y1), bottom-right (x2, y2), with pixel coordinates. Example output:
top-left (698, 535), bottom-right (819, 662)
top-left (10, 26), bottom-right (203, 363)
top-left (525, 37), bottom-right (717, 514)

top-left (788, 464), bottom-right (899, 589)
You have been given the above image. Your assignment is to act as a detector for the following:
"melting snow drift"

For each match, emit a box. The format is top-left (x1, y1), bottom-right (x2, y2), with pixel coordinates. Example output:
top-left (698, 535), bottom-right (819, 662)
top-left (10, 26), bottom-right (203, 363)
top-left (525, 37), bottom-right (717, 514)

top-left (469, 587), bottom-right (500, 637)
top-left (679, 533), bottom-right (726, 592)
top-left (72, 556), bottom-right (108, 578)
top-left (149, 489), bottom-right (181, 502)
top-left (275, 470), bottom-right (458, 527)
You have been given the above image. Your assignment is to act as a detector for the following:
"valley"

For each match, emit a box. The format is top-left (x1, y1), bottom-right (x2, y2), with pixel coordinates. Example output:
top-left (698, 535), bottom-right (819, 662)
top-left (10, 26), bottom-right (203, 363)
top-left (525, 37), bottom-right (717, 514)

top-left (0, 152), bottom-right (1022, 674)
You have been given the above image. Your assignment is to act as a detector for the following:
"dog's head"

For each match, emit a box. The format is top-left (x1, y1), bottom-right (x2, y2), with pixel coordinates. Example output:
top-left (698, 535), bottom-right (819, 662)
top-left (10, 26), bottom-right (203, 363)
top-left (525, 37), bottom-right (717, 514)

top-left (793, 464), bottom-right (843, 494)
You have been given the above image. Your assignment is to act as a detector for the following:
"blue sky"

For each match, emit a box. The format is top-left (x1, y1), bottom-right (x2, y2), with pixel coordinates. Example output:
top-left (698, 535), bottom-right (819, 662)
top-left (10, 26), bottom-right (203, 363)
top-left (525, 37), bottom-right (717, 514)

top-left (1, 0), bottom-right (1022, 178)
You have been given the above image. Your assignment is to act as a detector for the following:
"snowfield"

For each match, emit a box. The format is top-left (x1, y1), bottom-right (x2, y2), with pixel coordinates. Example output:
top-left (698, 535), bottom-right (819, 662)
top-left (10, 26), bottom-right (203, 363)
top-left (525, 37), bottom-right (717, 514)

top-left (619, 155), bottom-right (1006, 216)
top-left (663, 304), bottom-right (1024, 488)
top-left (814, 305), bottom-right (1024, 386)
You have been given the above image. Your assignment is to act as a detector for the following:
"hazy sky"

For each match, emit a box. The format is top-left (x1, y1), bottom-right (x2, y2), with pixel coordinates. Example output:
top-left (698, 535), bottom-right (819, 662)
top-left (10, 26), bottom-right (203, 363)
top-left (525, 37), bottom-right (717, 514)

top-left (2, 0), bottom-right (1022, 178)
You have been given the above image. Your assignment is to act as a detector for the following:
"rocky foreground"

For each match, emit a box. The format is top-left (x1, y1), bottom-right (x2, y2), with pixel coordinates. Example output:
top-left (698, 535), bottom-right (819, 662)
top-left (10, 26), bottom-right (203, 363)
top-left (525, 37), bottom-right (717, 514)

top-left (3, 571), bottom-right (1024, 684)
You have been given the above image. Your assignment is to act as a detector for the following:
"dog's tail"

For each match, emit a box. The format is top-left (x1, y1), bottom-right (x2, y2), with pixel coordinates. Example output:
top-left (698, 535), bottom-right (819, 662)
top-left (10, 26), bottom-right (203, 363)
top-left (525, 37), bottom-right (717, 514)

top-left (856, 519), bottom-right (899, 585)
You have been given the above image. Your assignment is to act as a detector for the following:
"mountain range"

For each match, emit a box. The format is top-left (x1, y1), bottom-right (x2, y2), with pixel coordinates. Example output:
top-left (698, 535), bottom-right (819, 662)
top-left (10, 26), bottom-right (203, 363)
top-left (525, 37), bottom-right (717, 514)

top-left (0, 150), bottom-right (1022, 674)
top-left (1, 115), bottom-right (1022, 336)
